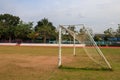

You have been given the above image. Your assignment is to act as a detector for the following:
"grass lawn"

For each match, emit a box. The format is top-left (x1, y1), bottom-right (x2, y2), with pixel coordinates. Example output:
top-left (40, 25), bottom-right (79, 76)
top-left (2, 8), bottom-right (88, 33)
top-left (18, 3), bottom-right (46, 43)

top-left (0, 46), bottom-right (119, 80)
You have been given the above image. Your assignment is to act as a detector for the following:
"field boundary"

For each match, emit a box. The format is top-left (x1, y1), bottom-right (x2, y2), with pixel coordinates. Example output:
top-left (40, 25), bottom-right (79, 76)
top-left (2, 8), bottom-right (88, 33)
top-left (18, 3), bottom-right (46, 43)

top-left (0, 43), bottom-right (119, 48)
top-left (0, 43), bottom-right (85, 47)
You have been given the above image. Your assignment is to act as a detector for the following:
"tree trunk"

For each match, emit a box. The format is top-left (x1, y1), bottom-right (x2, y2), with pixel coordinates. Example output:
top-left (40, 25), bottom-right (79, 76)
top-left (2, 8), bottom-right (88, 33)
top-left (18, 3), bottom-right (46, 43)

top-left (43, 36), bottom-right (46, 43)
top-left (43, 33), bottom-right (46, 43)
top-left (9, 36), bottom-right (12, 43)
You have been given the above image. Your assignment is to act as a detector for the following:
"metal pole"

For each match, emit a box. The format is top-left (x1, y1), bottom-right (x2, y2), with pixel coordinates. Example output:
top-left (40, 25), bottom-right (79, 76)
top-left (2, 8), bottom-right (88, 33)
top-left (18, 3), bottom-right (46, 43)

top-left (58, 25), bottom-right (62, 67)
top-left (73, 33), bottom-right (76, 56)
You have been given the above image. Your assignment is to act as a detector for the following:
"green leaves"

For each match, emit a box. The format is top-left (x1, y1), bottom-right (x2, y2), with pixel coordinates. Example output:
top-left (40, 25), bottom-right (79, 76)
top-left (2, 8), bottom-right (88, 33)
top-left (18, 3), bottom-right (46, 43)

top-left (0, 14), bottom-right (57, 43)
top-left (0, 14), bottom-right (20, 26)
top-left (14, 21), bottom-right (33, 39)
top-left (35, 18), bottom-right (57, 43)
top-left (0, 14), bottom-right (20, 42)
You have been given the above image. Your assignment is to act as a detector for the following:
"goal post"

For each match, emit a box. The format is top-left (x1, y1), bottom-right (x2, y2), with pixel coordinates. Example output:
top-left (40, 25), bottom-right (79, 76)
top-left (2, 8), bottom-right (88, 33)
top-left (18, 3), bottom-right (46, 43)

top-left (58, 25), bottom-right (62, 67)
top-left (58, 24), bottom-right (112, 69)
top-left (73, 33), bottom-right (76, 56)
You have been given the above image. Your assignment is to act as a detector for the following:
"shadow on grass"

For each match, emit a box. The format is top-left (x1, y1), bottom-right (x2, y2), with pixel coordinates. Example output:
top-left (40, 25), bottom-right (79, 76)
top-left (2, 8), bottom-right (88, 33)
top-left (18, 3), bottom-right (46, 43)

top-left (59, 66), bottom-right (113, 71)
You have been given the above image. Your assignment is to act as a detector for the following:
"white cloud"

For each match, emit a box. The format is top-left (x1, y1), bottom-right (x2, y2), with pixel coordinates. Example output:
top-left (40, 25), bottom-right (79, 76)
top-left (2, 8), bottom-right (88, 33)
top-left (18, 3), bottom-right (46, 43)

top-left (0, 0), bottom-right (120, 33)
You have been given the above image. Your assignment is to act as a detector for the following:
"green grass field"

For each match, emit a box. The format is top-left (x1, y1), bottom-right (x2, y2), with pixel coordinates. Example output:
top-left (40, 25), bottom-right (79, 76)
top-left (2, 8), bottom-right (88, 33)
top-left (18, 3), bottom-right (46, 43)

top-left (0, 46), bottom-right (119, 80)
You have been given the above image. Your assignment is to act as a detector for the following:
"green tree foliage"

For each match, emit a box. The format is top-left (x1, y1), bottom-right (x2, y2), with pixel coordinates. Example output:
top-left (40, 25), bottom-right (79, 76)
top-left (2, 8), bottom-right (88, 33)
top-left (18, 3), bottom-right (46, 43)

top-left (14, 21), bottom-right (33, 39)
top-left (68, 25), bottom-right (75, 31)
top-left (61, 26), bottom-right (75, 42)
top-left (94, 35), bottom-right (103, 41)
top-left (27, 30), bottom-right (39, 42)
top-left (104, 28), bottom-right (115, 37)
top-left (116, 24), bottom-right (120, 37)
top-left (79, 26), bottom-right (86, 34)
top-left (67, 25), bottom-right (75, 41)
top-left (35, 18), bottom-right (57, 43)
top-left (0, 14), bottom-right (20, 42)
top-left (0, 22), bottom-right (7, 38)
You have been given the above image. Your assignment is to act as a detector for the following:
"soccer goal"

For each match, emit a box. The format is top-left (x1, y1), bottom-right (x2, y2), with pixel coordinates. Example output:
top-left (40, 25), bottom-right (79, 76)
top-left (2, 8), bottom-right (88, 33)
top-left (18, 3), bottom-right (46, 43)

top-left (58, 24), bottom-right (112, 69)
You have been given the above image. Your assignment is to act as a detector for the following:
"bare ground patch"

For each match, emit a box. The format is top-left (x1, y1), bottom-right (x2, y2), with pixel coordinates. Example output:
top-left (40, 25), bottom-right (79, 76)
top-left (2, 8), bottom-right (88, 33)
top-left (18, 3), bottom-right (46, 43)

top-left (0, 54), bottom-right (75, 80)
top-left (0, 54), bottom-right (75, 71)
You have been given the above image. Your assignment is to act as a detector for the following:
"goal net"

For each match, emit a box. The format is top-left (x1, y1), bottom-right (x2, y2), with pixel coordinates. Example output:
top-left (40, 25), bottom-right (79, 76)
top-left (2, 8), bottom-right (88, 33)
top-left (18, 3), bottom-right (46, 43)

top-left (58, 24), bottom-right (112, 69)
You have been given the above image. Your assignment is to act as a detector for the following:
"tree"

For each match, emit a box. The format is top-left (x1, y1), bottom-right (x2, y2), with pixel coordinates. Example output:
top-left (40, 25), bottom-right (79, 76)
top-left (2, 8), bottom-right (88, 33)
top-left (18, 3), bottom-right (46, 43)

top-left (27, 30), bottom-right (39, 42)
top-left (94, 34), bottom-right (103, 41)
top-left (14, 21), bottom-right (33, 40)
top-left (35, 18), bottom-right (57, 43)
top-left (79, 26), bottom-right (86, 34)
top-left (68, 25), bottom-right (75, 42)
top-left (68, 25), bottom-right (75, 31)
top-left (0, 13), bottom-right (20, 42)
top-left (0, 22), bottom-right (5, 38)
top-left (116, 24), bottom-right (120, 37)
top-left (104, 28), bottom-right (115, 37)
top-left (103, 27), bottom-right (117, 41)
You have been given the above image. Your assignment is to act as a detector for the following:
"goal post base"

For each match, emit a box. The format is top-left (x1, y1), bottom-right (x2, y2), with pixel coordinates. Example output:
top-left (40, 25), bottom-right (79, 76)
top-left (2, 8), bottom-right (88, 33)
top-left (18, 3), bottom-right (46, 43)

top-left (58, 65), bottom-right (63, 68)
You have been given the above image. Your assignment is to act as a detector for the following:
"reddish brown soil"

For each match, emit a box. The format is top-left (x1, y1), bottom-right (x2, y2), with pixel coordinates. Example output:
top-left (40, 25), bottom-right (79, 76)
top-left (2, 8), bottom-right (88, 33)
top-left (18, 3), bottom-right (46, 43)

top-left (0, 54), bottom-right (74, 70)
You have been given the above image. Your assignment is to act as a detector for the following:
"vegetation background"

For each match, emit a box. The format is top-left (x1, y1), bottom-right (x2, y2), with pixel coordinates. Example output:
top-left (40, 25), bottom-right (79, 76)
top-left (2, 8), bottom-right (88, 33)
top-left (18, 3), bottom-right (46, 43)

top-left (0, 13), bottom-right (120, 45)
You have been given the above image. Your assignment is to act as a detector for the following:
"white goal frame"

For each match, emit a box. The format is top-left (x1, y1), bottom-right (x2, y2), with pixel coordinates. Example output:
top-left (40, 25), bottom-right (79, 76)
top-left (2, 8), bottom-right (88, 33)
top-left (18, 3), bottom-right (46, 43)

top-left (58, 24), bottom-right (112, 69)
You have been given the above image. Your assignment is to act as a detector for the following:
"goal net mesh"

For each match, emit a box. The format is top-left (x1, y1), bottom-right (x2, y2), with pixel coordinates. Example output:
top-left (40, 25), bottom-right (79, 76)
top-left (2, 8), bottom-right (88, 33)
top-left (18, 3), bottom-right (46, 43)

top-left (60, 25), bottom-right (111, 69)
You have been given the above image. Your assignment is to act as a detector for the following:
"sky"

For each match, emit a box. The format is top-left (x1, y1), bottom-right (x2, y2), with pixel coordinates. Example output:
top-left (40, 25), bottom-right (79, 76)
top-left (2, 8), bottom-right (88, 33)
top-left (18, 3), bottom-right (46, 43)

top-left (0, 0), bottom-right (120, 33)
